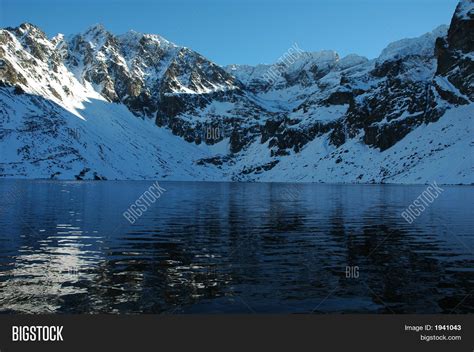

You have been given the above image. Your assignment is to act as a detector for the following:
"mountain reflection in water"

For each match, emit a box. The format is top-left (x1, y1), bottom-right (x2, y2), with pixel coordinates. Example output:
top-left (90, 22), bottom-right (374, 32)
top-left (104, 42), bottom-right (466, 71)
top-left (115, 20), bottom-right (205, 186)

top-left (0, 180), bottom-right (472, 313)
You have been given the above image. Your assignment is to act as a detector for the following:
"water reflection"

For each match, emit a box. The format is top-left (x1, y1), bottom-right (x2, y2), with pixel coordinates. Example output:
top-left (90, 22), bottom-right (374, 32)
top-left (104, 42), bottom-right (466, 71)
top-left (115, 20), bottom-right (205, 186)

top-left (0, 180), bottom-right (472, 313)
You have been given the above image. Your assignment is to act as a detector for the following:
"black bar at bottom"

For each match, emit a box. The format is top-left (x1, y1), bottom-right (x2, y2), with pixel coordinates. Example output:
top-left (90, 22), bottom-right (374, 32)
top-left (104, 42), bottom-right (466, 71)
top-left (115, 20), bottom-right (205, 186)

top-left (0, 315), bottom-right (471, 352)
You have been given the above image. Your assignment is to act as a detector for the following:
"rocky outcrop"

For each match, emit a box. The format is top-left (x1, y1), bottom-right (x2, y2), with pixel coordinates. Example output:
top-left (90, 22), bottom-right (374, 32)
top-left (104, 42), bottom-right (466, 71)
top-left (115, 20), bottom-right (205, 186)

top-left (435, 0), bottom-right (474, 101)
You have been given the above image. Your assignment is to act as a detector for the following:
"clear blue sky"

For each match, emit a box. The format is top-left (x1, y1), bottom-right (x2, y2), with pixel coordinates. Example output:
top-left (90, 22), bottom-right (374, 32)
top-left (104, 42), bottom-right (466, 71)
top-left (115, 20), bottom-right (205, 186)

top-left (0, 0), bottom-right (459, 65)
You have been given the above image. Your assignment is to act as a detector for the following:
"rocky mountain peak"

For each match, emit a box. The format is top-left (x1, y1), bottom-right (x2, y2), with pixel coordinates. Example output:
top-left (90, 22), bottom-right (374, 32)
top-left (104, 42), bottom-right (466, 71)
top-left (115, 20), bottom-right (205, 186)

top-left (434, 0), bottom-right (473, 101)
top-left (83, 23), bottom-right (109, 38)
top-left (454, 0), bottom-right (474, 20)
top-left (15, 22), bottom-right (46, 38)
top-left (378, 25), bottom-right (448, 63)
top-left (448, 0), bottom-right (474, 53)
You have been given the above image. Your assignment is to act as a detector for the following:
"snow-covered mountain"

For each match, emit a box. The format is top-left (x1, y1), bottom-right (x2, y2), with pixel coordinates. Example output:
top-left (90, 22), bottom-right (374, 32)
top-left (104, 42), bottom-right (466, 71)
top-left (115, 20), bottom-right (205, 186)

top-left (0, 0), bottom-right (473, 183)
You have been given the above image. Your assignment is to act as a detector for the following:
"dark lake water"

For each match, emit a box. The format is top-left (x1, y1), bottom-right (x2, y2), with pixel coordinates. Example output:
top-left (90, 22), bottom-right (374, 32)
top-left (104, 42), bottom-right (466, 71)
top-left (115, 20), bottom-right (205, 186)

top-left (0, 180), bottom-right (472, 314)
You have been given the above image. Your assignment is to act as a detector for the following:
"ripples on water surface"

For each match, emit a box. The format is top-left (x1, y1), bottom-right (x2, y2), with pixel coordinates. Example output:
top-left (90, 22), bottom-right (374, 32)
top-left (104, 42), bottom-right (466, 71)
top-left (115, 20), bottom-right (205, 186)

top-left (0, 180), bottom-right (472, 313)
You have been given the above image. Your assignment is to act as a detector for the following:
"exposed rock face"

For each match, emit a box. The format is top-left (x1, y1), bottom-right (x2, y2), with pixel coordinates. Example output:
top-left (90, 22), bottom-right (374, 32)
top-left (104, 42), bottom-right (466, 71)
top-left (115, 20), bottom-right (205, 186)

top-left (435, 0), bottom-right (474, 101)
top-left (447, 0), bottom-right (474, 53)
top-left (0, 1), bottom-right (473, 183)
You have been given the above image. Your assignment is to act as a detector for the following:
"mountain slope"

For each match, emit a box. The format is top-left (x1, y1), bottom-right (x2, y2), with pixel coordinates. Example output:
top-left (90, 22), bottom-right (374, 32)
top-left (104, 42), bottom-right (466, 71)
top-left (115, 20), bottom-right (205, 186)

top-left (0, 0), bottom-right (473, 183)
